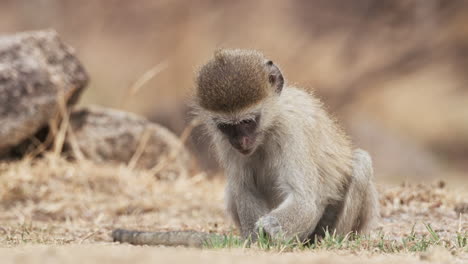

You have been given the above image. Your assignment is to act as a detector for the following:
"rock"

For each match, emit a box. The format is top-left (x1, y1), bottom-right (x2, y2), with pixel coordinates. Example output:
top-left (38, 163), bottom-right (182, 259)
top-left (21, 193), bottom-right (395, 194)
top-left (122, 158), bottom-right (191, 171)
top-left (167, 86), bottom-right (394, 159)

top-left (346, 112), bottom-right (441, 180)
top-left (0, 30), bottom-right (88, 155)
top-left (67, 106), bottom-right (193, 179)
top-left (148, 103), bottom-right (220, 172)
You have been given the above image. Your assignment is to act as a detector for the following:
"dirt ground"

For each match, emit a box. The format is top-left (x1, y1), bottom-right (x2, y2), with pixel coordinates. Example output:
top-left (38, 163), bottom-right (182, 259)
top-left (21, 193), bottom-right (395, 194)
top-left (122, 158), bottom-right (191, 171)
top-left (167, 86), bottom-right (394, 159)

top-left (0, 245), bottom-right (462, 264)
top-left (0, 155), bottom-right (466, 263)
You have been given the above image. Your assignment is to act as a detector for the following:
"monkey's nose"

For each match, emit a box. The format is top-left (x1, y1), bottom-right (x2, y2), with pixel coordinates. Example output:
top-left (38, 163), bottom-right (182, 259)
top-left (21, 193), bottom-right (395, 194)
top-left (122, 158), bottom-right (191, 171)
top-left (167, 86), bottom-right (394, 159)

top-left (229, 136), bottom-right (255, 154)
top-left (240, 136), bottom-right (250, 149)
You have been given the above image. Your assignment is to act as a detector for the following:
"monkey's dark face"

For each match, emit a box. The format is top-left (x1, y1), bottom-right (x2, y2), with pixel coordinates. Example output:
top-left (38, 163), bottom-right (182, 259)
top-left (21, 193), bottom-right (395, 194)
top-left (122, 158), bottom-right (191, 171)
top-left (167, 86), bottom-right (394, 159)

top-left (216, 114), bottom-right (261, 155)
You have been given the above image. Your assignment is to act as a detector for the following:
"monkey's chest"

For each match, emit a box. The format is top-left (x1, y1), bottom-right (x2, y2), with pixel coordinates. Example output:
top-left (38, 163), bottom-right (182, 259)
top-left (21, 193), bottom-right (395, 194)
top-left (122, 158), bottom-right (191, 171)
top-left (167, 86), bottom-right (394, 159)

top-left (252, 167), bottom-right (284, 209)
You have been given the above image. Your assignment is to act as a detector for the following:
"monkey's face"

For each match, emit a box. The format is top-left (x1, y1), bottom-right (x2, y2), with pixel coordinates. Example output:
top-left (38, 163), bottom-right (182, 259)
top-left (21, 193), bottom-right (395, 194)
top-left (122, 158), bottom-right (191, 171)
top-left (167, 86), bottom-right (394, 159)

top-left (194, 49), bottom-right (285, 155)
top-left (215, 113), bottom-right (261, 155)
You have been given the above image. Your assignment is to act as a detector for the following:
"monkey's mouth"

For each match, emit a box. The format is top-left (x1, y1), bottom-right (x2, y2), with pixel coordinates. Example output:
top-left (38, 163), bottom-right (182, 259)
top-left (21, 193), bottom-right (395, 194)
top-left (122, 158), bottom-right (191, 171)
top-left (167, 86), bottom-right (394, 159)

top-left (237, 148), bottom-right (254, 155)
top-left (229, 135), bottom-right (257, 155)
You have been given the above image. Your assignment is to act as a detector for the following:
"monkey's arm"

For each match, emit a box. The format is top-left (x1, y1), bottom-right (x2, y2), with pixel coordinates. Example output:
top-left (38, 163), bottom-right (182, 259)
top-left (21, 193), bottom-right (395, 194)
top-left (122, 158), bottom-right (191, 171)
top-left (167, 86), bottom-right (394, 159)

top-left (255, 165), bottom-right (326, 241)
top-left (112, 229), bottom-right (220, 247)
top-left (227, 181), bottom-right (269, 239)
top-left (256, 193), bottom-right (324, 241)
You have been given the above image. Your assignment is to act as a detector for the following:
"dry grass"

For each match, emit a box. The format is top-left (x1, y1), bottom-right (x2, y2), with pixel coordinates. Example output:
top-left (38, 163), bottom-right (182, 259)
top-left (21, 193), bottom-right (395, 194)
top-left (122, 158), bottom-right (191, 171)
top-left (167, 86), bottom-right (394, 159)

top-left (0, 154), bottom-right (466, 262)
top-left (0, 154), bottom-right (227, 246)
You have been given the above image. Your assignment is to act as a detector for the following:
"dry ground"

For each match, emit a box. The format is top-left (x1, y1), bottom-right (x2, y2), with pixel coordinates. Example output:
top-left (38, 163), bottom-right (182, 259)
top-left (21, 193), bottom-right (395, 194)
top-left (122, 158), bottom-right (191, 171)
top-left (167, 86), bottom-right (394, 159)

top-left (0, 154), bottom-right (466, 263)
top-left (0, 245), bottom-right (461, 264)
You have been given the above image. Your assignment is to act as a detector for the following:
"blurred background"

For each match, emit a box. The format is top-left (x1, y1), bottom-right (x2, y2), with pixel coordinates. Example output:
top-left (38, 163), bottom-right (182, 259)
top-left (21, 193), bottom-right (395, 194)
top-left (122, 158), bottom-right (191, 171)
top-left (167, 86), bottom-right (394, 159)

top-left (1, 0), bottom-right (467, 184)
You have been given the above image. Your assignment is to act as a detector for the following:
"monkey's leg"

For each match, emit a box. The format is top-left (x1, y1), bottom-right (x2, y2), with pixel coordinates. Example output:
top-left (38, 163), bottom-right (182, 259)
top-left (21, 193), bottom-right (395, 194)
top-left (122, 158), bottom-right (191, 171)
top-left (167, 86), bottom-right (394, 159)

top-left (226, 184), bottom-right (270, 239)
top-left (335, 149), bottom-right (379, 235)
top-left (112, 229), bottom-right (220, 247)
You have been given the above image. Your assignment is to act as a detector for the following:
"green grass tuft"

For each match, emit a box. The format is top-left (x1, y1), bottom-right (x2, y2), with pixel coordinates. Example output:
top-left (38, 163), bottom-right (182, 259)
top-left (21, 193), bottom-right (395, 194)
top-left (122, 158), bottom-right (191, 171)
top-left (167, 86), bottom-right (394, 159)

top-left (204, 223), bottom-right (468, 254)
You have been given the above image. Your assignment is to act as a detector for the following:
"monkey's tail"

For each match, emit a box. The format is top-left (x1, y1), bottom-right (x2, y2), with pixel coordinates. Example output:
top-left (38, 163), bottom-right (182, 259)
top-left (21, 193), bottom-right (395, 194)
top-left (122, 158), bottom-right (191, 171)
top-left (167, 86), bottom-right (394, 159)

top-left (112, 229), bottom-right (217, 248)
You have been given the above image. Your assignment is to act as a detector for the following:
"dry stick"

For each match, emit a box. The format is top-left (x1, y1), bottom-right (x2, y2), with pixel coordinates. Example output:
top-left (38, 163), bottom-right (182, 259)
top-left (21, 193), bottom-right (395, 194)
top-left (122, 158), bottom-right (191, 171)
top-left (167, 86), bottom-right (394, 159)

top-left (118, 59), bottom-right (196, 175)
top-left (79, 231), bottom-right (98, 244)
top-left (120, 61), bottom-right (170, 170)
top-left (53, 93), bottom-right (70, 157)
top-left (120, 60), bottom-right (169, 109)
top-left (53, 92), bottom-right (84, 161)
top-left (46, 91), bottom-right (85, 166)
top-left (66, 123), bottom-right (85, 161)
top-left (24, 133), bottom-right (54, 159)
top-left (458, 213), bottom-right (463, 233)
top-left (179, 117), bottom-right (202, 144)
top-left (149, 117), bottom-right (201, 176)
top-left (127, 128), bottom-right (153, 170)
top-left (112, 229), bottom-right (215, 248)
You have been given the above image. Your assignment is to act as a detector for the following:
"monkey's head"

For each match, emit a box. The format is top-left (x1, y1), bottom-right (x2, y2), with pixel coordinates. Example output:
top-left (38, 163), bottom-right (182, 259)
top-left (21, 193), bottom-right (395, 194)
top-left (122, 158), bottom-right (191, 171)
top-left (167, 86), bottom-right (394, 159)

top-left (194, 49), bottom-right (284, 155)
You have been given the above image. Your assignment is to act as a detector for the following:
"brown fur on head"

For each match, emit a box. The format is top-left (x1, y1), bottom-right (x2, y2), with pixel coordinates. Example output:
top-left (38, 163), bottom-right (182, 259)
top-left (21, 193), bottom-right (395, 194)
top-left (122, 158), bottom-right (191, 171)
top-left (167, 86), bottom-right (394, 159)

top-left (196, 49), bottom-right (284, 113)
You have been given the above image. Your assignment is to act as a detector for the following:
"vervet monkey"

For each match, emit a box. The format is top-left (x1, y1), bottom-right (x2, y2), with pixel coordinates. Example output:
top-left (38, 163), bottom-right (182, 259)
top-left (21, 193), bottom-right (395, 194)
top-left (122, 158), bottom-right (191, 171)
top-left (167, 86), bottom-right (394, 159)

top-left (112, 49), bottom-right (379, 246)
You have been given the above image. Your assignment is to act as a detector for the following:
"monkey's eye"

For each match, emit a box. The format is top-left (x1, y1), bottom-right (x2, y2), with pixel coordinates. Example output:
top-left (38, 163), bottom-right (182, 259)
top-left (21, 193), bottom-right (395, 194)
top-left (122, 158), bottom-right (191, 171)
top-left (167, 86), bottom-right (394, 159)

top-left (217, 123), bottom-right (229, 131)
top-left (240, 119), bottom-right (254, 125)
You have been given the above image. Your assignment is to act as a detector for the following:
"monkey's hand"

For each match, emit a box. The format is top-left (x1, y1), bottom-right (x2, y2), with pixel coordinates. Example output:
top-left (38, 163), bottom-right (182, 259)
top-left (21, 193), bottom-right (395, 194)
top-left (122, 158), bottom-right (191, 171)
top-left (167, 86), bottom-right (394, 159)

top-left (255, 215), bottom-right (284, 240)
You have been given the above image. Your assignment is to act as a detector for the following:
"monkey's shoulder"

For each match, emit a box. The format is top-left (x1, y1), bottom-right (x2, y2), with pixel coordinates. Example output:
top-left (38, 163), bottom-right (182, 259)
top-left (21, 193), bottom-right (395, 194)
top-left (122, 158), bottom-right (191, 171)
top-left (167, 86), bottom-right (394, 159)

top-left (277, 86), bottom-right (353, 158)
top-left (281, 86), bottom-right (322, 109)
top-left (277, 86), bottom-right (325, 125)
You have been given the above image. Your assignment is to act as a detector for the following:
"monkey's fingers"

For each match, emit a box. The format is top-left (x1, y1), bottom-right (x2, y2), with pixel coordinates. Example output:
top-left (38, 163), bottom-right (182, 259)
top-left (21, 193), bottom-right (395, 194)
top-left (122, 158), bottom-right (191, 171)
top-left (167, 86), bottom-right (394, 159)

top-left (112, 229), bottom-right (215, 248)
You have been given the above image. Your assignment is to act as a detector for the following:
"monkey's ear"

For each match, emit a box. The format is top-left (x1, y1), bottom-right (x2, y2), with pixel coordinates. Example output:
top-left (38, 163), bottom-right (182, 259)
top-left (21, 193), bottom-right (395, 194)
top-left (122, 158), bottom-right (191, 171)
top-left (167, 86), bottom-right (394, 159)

top-left (265, 60), bottom-right (284, 94)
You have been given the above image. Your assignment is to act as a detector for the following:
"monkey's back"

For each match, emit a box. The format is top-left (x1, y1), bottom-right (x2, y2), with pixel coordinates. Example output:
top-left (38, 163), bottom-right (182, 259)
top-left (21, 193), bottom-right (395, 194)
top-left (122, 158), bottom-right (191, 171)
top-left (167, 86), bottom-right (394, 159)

top-left (274, 86), bottom-right (354, 201)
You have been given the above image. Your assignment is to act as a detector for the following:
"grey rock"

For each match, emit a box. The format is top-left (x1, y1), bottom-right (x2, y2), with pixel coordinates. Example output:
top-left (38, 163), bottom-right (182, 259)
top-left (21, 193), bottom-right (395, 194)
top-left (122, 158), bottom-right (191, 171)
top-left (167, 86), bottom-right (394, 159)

top-left (68, 106), bottom-right (192, 179)
top-left (0, 29), bottom-right (88, 155)
top-left (346, 112), bottom-right (441, 180)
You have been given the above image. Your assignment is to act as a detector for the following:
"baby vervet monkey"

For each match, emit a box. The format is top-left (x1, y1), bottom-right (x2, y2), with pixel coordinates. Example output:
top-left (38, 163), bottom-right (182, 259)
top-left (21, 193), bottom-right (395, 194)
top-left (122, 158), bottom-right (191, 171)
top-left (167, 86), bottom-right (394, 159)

top-left (194, 49), bottom-right (378, 240)
top-left (112, 49), bottom-right (379, 246)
